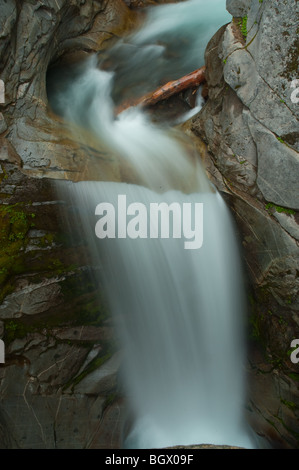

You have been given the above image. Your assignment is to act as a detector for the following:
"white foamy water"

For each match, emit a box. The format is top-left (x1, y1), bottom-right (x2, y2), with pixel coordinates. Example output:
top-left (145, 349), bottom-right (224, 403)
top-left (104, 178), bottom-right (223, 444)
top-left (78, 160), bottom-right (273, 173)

top-left (58, 181), bottom-right (257, 449)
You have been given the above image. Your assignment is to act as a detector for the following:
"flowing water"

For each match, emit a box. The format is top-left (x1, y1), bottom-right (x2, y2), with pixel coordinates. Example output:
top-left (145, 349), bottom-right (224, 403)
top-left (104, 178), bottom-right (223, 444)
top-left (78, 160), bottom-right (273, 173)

top-left (49, 0), bottom-right (258, 449)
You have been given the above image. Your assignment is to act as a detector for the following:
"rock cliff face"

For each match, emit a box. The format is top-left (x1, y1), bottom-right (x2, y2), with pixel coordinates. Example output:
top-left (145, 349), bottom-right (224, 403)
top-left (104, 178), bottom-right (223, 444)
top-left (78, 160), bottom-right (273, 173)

top-left (189, 0), bottom-right (299, 449)
top-left (0, 0), bottom-right (179, 449)
top-left (0, 0), bottom-right (142, 183)
top-left (0, 153), bottom-right (125, 448)
top-left (0, 0), bottom-right (144, 449)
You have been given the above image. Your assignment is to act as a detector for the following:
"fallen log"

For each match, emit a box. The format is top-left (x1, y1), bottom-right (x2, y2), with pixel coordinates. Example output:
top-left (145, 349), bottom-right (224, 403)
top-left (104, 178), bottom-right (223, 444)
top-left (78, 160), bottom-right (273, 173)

top-left (116, 65), bottom-right (206, 114)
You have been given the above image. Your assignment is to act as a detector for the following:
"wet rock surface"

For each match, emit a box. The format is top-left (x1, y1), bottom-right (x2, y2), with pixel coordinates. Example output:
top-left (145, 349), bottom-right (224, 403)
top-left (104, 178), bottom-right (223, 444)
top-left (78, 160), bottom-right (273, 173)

top-left (0, 0), bottom-right (143, 183)
top-left (0, 154), bottom-right (125, 448)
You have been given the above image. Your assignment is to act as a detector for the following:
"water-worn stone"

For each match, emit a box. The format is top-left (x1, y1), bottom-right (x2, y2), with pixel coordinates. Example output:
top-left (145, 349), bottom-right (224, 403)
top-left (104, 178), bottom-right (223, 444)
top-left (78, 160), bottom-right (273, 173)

top-left (226, 0), bottom-right (250, 17)
top-left (74, 352), bottom-right (122, 395)
top-left (222, 26), bottom-right (298, 143)
top-left (0, 360), bottom-right (120, 448)
top-left (0, 279), bottom-right (63, 318)
top-left (246, 0), bottom-right (298, 118)
top-left (246, 352), bottom-right (299, 449)
top-left (0, 113), bottom-right (7, 134)
top-left (273, 212), bottom-right (299, 242)
top-left (0, 0), bottom-right (140, 181)
top-left (54, 326), bottom-right (114, 342)
top-left (247, 115), bottom-right (299, 209)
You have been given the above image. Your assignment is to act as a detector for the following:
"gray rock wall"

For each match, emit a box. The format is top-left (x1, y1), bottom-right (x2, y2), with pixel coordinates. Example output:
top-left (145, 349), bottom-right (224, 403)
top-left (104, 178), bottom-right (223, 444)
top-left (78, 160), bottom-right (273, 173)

top-left (190, 0), bottom-right (299, 448)
top-left (0, 149), bottom-right (125, 448)
top-left (0, 0), bottom-right (138, 181)
top-left (223, 0), bottom-right (299, 209)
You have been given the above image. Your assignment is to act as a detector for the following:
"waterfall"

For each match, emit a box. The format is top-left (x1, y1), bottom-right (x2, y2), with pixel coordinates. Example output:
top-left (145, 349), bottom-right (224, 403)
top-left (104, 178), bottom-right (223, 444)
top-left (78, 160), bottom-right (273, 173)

top-left (50, 0), bottom-right (258, 449)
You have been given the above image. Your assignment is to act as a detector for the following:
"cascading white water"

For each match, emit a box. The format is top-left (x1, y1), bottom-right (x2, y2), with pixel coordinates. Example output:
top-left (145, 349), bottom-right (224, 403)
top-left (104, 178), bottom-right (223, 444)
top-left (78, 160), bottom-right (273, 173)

top-left (51, 0), bottom-right (258, 449)
top-left (59, 180), bottom-right (257, 449)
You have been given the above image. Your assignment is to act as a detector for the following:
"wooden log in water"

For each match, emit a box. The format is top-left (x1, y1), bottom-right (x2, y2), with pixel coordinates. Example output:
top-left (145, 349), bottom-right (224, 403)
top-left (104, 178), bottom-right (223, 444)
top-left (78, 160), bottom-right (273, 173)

top-left (116, 65), bottom-right (206, 114)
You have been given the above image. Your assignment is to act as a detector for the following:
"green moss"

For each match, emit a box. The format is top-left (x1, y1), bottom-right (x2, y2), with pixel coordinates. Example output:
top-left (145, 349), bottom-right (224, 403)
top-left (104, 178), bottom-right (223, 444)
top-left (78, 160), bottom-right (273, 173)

top-left (248, 293), bottom-right (262, 341)
top-left (43, 258), bottom-right (78, 278)
top-left (281, 399), bottom-right (297, 411)
top-left (249, 313), bottom-right (261, 340)
top-left (0, 203), bottom-right (34, 287)
top-left (0, 203), bottom-right (53, 301)
top-left (0, 166), bottom-right (9, 183)
top-left (4, 319), bottom-right (35, 343)
top-left (38, 233), bottom-right (55, 248)
top-left (60, 270), bottom-right (94, 298)
top-left (265, 202), bottom-right (296, 215)
top-left (288, 373), bottom-right (299, 381)
top-left (75, 299), bottom-right (106, 325)
top-left (278, 315), bottom-right (287, 326)
top-left (238, 16), bottom-right (248, 40)
top-left (270, 355), bottom-right (284, 369)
